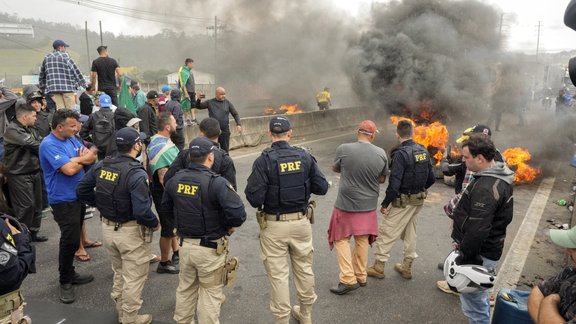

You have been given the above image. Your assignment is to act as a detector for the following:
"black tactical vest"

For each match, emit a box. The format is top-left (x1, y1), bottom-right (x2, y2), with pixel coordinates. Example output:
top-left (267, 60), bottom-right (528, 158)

top-left (262, 147), bottom-right (310, 214)
top-left (94, 156), bottom-right (143, 222)
top-left (172, 168), bottom-right (226, 240)
top-left (398, 143), bottom-right (431, 194)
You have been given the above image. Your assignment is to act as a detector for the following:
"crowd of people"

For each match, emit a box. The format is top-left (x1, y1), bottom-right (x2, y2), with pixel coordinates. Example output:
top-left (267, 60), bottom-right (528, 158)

top-left (0, 38), bottom-right (575, 324)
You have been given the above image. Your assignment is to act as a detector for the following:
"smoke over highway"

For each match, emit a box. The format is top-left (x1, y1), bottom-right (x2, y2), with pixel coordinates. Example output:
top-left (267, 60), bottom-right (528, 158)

top-left (345, 0), bottom-right (504, 122)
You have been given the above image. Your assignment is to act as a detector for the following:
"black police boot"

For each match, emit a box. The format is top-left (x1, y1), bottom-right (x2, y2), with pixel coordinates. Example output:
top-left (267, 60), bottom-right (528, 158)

top-left (60, 283), bottom-right (75, 304)
top-left (30, 231), bottom-right (48, 242)
top-left (71, 272), bottom-right (95, 285)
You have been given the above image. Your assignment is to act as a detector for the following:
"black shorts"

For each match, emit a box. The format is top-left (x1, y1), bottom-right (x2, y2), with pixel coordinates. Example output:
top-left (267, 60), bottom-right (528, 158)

top-left (150, 181), bottom-right (175, 238)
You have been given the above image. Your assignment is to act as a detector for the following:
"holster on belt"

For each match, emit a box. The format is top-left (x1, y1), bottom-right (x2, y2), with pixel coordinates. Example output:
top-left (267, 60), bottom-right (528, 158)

top-left (256, 208), bottom-right (267, 230)
top-left (139, 225), bottom-right (153, 243)
top-left (216, 237), bottom-right (229, 256)
top-left (306, 201), bottom-right (316, 224)
top-left (0, 290), bottom-right (23, 317)
top-left (224, 256), bottom-right (239, 288)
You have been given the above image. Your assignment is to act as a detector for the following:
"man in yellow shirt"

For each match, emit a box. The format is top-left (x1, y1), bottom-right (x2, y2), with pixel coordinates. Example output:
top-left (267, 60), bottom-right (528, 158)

top-left (316, 87), bottom-right (331, 111)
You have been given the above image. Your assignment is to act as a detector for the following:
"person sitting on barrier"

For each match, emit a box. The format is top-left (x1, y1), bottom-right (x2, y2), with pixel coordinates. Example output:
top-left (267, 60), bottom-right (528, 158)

top-left (528, 226), bottom-right (576, 323)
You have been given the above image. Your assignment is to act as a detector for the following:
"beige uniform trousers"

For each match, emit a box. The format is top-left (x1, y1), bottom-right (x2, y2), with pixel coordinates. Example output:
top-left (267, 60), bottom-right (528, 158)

top-left (0, 305), bottom-right (24, 324)
top-left (260, 217), bottom-right (317, 322)
top-left (174, 239), bottom-right (226, 324)
top-left (51, 92), bottom-right (76, 109)
top-left (102, 220), bottom-right (151, 322)
top-left (373, 205), bottom-right (423, 262)
top-left (335, 235), bottom-right (369, 285)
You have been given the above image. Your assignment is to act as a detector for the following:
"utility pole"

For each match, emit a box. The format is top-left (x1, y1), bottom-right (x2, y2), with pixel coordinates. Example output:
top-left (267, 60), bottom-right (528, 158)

top-left (99, 20), bottom-right (103, 46)
top-left (206, 16), bottom-right (225, 83)
top-left (85, 21), bottom-right (90, 71)
top-left (536, 21), bottom-right (541, 63)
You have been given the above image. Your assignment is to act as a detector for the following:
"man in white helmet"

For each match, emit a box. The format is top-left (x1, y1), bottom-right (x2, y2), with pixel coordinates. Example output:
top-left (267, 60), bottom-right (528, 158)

top-left (450, 135), bottom-right (514, 324)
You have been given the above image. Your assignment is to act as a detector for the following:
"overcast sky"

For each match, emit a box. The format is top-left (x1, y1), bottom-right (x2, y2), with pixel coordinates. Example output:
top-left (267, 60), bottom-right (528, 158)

top-left (2, 0), bottom-right (576, 54)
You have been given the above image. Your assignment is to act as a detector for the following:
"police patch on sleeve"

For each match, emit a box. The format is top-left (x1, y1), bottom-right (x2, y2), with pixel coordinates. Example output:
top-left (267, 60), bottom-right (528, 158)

top-left (0, 251), bottom-right (11, 266)
top-left (1, 242), bottom-right (17, 255)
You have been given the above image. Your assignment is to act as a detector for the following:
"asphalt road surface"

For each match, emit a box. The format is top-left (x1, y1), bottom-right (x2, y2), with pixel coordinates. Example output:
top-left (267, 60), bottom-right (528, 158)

top-left (21, 118), bottom-right (575, 324)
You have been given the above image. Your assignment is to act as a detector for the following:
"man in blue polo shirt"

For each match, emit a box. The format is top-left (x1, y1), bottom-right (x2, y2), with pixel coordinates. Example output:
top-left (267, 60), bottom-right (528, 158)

top-left (39, 109), bottom-right (96, 304)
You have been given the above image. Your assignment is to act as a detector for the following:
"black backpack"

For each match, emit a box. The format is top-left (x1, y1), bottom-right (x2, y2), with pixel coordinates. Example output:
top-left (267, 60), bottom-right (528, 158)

top-left (91, 109), bottom-right (115, 151)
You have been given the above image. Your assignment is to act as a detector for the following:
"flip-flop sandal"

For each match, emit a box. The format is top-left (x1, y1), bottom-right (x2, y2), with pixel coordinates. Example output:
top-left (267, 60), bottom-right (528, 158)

top-left (75, 254), bottom-right (91, 262)
top-left (84, 241), bottom-right (102, 248)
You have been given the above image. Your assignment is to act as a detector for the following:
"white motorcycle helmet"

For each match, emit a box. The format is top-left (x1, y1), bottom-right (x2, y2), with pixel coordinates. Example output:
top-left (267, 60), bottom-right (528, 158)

top-left (443, 250), bottom-right (496, 294)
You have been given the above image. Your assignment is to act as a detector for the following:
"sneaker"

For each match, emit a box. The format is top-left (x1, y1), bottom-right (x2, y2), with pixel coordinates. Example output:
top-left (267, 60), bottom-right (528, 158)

top-left (60, 283), bottom-right (75, 304)
top-left (84, 211), bottom-right (94, 220)
top-left (436, 280), bottom-right (459, 296)
top-left (71, 272), bottom-right (95, 285)
top-left (329, 282), bottom-right (360, 295)
top-left (85, 206), bottom-right (96, 213)
top-left (157, 261), bottom-right (179, 274)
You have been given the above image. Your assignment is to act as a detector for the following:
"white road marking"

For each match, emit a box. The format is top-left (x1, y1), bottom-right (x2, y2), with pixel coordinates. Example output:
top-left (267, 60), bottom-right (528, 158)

top-left (493, 177), bottom-right (556, 291)
top-left (231, 132), bottom-right (353, 160)
top-left (56, 319), bottom-right (66, 324)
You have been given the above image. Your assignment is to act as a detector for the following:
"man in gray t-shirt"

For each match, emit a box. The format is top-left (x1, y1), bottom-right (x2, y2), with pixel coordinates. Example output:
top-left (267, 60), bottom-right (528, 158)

top-left (334, 140), bottom-right (389, 212)
top-left (328, 120), bottom-right (389, 295)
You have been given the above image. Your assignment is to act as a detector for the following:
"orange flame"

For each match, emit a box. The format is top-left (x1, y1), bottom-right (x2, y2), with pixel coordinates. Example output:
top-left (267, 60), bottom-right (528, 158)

top-left (390, 116), bottom-right (448, 166)
top-left (279, 104), bottom-right (303, 114)
top-left (502, 147), bottom-right (541, 183)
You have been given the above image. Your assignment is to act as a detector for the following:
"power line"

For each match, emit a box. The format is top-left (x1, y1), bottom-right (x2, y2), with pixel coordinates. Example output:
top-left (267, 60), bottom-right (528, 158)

top-left (0, 35), bottom-right (46, 53)
top-left (55, 0), bottom-right (212, 26)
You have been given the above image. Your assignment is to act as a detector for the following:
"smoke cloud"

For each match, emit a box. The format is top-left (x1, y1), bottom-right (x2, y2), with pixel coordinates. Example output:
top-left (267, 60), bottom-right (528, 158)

top-left (345, 0), bottom-right (505, 122)
top-left (178, 0), bottom-right (359, 111)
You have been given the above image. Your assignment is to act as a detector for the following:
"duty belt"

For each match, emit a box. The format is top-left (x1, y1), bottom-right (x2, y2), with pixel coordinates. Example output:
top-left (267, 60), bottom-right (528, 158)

top-left (101, 218), bottom-right (138, 230)
top-left (0, 290), bottom-right (23, 317)
top-left (180, 237), bottom-right (220, 249)
top-left (265, 211), bottom-right (306, 221)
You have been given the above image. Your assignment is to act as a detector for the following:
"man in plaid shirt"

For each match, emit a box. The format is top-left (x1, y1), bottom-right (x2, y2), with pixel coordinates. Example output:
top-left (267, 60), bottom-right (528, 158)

top-left (39, 40), bottom-right (87, 110)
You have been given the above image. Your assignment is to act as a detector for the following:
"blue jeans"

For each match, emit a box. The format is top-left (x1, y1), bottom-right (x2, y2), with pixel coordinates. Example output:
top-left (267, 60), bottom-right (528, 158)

top-left (459, 256), bottom-right (498, 324)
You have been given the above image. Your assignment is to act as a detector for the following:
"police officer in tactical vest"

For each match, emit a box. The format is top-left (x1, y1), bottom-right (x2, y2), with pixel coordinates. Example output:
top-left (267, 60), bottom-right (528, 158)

top-left (76, 127), bottom-right (159, 324)
top-left (367, 119), bottom-right (435, 281)
top-left (162, 136), bottom-right (246, 324)
top-left (0, 214), bottom-right (35, 324)
top-left (245, 116), bottom-right (329, 324)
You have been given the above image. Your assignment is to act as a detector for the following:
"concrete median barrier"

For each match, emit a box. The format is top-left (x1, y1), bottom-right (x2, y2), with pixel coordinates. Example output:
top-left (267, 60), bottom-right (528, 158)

top-left (183, 106), bottom-right (369, 150)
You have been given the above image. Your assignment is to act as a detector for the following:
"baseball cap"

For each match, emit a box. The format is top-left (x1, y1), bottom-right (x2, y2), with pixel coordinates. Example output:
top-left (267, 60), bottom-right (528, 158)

top-left (549, 226), bottom-right (576, 249)
top-left (126, 117), bottom-right (142, 127)
top-left (99, 94), bottom-right (112, 107)
top-left (52, 39), bottom-right (70, 49)
top-left (188, 137), bottom-right (215, 158)
top-left (79, 114), bottom-right (89, 123)
top-left (146, 90), bottom-right (159, 100)
top-left (116, 127), bottom-right (147, 145)
top-left (161, 85), bottom-right (172, 93)
top-left (158, 96), bottom-right (167, 105)
top-left (358, 120), bottom-right (379, 136)
top-left (26, 90), bottom-right (43, 103)
top-left (456, 124), bottom-right (492, 143)
top-left (269, 116), bottom-right (291, 134)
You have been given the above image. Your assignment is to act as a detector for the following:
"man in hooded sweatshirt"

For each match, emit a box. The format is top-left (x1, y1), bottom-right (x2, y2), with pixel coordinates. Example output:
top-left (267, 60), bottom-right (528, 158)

top-left (450, 135), bottom-right (514, 324)
top-left (164, 89), bottom-right (185, 151)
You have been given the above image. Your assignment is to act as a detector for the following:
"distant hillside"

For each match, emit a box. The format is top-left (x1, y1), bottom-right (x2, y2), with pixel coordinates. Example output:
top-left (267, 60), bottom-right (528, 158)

top-left (0, 12), bottom-right (216, 86)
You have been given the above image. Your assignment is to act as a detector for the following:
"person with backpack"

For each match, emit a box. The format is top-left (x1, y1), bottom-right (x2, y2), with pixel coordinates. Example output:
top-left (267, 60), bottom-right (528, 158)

top-left (80, 93), bottom-right (115, 160)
